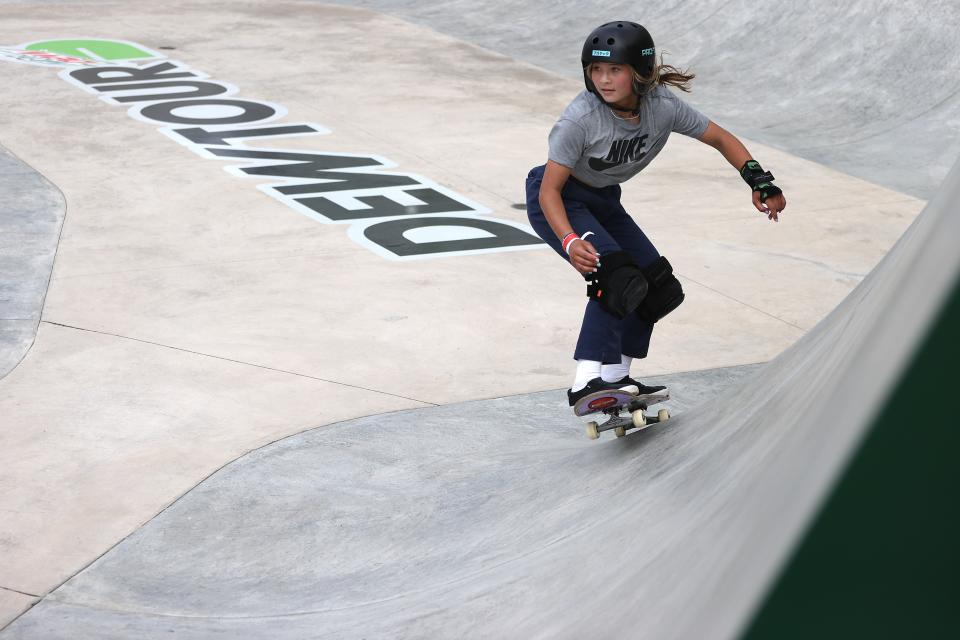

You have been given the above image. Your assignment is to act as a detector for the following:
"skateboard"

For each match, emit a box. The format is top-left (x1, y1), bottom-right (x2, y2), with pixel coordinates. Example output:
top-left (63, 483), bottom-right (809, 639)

top-left (573, 389), bottom-right (670, 440)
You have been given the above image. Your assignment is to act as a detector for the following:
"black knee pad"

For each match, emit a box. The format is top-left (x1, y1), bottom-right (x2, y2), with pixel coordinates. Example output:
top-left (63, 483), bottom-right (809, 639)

top-left (586, 251), bottom-right (649, 319)
top-left (637, 256), bottom-right (684, 323)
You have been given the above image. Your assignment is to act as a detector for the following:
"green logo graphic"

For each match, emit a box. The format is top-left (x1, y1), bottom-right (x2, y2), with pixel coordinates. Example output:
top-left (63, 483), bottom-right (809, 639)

top-left (25, 39), bottom-right (158, 61)
top-left (0, 38), bottom-right (162, 67)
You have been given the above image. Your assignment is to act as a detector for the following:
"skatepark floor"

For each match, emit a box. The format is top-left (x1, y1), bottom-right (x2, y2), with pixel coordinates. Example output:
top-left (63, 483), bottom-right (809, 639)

top-left (1, 1), bottom-right (957, 638)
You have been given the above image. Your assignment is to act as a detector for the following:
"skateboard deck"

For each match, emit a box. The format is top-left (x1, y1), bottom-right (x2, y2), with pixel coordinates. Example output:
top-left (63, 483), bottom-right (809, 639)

top-left (573, 389), bottom-right (671, 440)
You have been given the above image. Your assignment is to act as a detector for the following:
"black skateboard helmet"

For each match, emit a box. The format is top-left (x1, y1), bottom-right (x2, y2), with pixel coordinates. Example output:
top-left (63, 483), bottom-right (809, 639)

top-left (581, 21), bottom-right (656, 99)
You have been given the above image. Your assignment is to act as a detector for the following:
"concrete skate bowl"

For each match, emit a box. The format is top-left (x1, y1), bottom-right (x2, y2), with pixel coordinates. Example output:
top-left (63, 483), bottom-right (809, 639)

top-left (329, 0), bottom-right (960, 200)
top-left (2, 1), bottom-right (958, 637)
top-left (5, 148), bottom-right (958, 635)
top-left (0, 145), bottom-right (65, 379)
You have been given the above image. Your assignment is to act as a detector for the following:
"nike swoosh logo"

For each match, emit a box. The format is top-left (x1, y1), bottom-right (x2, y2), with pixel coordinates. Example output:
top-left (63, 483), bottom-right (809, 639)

top-left (588, 149), bottom-right (648, 172)
top-left (588, 156), bottom-right (623, 171)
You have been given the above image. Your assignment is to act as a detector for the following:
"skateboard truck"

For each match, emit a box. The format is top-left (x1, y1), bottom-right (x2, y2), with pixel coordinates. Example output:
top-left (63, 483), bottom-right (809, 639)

top-left (586, 398), bottom-right (670, 440)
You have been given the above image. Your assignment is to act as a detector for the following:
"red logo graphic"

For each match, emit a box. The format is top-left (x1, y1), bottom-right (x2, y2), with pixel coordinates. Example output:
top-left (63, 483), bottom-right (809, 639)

top-left (588, 396), bottom-right (619, 411)
top-left (0, 47), bottom-right (100, 67)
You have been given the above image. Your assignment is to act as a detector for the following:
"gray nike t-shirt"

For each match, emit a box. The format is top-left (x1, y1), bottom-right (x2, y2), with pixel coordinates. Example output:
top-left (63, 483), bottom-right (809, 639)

top-left (548, 86), bottom-right (710, 188)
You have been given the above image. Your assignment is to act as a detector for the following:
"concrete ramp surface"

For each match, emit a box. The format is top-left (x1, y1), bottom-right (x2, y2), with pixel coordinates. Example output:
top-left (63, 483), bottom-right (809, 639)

top-left (6, 163), bottom-right (958, 636)
top-left (330, 0), bottom-right (960, 200)
top-left (1, 0), bottom-right (957, 637)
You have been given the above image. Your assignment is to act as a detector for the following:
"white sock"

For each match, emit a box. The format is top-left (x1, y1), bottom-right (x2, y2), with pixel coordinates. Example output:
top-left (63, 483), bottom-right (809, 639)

top-left (601, 355), bottom-right (633, 382)
top-left (571, 360), bottom-right (602, 392)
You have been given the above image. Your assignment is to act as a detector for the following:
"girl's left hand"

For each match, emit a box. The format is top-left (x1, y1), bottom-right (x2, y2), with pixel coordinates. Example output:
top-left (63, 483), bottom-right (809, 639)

top-left (753, 191), bottom-right (786, 222)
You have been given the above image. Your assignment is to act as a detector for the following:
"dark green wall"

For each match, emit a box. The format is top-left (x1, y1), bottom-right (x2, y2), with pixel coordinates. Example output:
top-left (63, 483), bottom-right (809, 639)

top-left (741, 279), bottom-right (960, 638)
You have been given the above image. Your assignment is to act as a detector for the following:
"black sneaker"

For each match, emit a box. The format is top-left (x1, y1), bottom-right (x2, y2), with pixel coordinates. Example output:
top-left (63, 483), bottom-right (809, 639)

top-left (612, 376), bottom-right (667, 397)
top-left (567, 376), bottom-right (640, 407)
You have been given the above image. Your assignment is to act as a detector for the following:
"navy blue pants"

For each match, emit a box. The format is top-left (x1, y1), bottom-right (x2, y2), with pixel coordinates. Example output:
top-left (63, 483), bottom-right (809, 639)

top-left (526, 164), bottom-right (660, 365)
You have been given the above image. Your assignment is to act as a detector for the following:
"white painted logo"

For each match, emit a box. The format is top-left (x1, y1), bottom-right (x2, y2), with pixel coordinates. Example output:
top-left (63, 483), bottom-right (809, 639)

top-left (5, 38), bottom-right (545, 261)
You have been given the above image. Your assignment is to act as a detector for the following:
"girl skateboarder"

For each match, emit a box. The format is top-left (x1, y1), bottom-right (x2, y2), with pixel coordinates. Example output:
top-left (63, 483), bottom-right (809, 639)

top-left (526, 21), bottom-right (786, 411)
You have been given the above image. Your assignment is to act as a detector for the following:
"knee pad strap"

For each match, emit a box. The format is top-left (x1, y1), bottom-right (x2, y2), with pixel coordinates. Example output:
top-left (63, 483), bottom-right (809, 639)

top-left (586, 251), bottom-right (649, 319)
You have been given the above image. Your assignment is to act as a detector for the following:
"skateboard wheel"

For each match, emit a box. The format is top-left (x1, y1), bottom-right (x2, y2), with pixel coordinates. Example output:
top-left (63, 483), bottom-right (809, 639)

top-left (632, 411), bottom-right (646, 428)
top-left (587, 422), bottom-right (600, 440)
top-left (658, 409), bottom-right (670, 422)
top-left (614, 426), bottom-right (627, 438)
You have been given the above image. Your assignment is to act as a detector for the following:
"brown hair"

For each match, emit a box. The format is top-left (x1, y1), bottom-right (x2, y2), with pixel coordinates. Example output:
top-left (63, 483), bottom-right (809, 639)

top-left (648, 54), bottom-right (696, 92)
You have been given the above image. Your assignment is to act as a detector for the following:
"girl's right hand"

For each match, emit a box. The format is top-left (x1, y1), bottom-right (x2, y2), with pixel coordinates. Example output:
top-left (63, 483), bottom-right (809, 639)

top-left (568, 239), bottom-right (601, 275)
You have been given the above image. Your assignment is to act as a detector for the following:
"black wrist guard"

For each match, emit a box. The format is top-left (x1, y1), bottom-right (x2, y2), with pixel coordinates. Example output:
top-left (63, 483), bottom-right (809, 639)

top-left (740, 160), bottom-right (782, 202)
